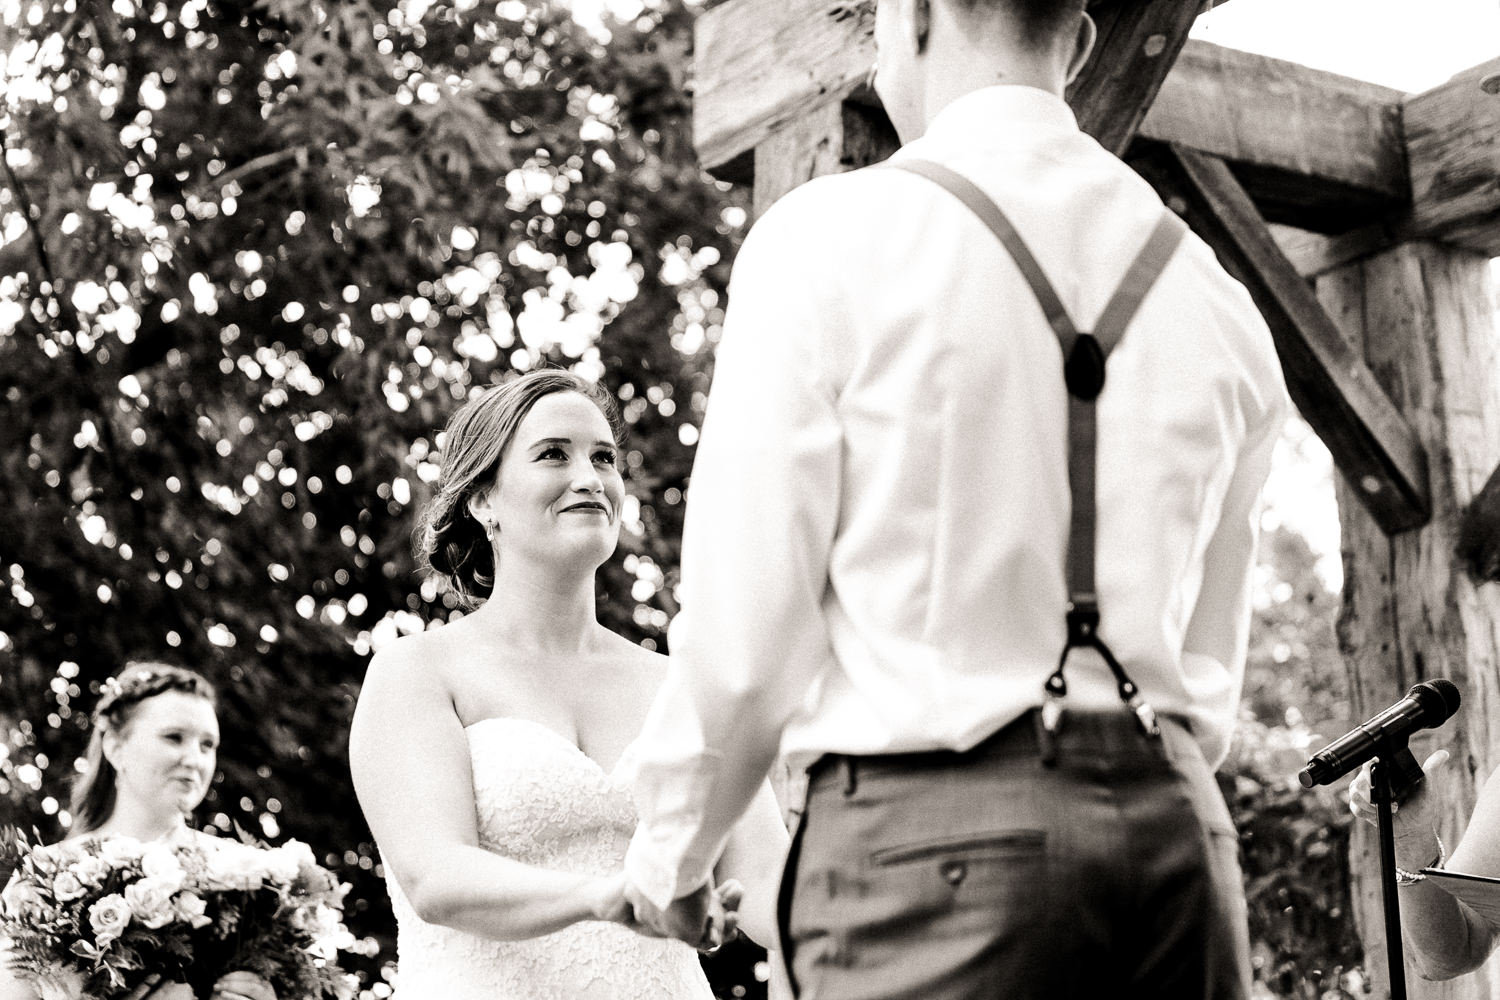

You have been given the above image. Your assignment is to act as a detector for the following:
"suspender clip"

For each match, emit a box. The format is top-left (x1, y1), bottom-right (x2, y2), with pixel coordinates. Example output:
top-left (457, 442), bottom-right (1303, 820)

top-left (1038, 671), bottom-right (1067, 767)
top-left (1122, 684), bottom-right (1162, 739)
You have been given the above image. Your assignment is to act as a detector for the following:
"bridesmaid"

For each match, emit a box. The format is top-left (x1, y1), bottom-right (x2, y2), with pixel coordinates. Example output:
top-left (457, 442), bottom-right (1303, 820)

top-left (0, 663), bottom-right (275, 1000)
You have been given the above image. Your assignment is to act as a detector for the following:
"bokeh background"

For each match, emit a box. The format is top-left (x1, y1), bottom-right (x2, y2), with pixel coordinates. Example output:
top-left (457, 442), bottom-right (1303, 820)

top-left (6, 1), bottom-right (1490, 996)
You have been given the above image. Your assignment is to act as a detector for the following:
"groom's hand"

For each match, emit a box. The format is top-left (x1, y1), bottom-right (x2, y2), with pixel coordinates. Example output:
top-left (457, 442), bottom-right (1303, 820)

top-left (625, 877), bottom-right (733, 952)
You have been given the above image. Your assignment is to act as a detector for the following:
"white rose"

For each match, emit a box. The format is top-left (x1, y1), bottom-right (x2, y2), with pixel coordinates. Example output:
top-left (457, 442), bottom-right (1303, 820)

top-left (69, 854), bottom-right (112, 887)
top-left (172, 890), bottom-right (212, 929)
top-left (50, 871), bottom-right (87, 902)
top-left (203, 843), bottom-right (266, 891)
top-left (123, 877), bottom-right (177, 929)
top-left (140, 843), bottom-right (186, 891)
top-left (88, 893), bottom-right (131, 944)
top-left (98, 836), bottom-right (145, 868)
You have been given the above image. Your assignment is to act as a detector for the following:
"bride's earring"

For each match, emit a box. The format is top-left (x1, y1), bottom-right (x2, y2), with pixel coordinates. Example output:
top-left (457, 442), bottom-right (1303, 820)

top-left (483, 519), bottom-right (496, 542)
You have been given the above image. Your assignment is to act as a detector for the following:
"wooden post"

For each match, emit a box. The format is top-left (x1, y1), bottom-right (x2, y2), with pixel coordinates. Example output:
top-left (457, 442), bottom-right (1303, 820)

top-left (752, 99), bottom-right (899, 218)
top-left (1319, 242), bottom-right (1500, 999)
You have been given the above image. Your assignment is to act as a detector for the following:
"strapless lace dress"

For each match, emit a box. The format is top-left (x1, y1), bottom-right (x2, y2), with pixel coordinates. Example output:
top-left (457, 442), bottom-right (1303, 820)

top-left (384, 717), bottom-right (715, 999)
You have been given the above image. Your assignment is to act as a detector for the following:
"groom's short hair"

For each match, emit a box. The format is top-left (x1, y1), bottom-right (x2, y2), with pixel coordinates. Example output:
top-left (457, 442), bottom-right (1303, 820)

top-left (946, 0), bottom-right (1087, 47)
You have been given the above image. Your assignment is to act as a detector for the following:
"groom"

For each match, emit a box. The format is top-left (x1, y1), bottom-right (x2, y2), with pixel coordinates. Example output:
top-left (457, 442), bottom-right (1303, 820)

top-left (622, 0), bottom-right (1288, 996)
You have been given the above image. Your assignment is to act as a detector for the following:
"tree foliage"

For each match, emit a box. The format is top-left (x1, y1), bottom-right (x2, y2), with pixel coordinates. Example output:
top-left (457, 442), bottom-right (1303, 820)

top-left (0, 0), bottom-right (748, 990)
top-left (1224, 522), bottom-right (1364, 999)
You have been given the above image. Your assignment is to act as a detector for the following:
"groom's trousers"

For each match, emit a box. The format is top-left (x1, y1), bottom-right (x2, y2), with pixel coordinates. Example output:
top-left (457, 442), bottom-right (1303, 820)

top-left (774, 708), bottom-right (1251, 1000)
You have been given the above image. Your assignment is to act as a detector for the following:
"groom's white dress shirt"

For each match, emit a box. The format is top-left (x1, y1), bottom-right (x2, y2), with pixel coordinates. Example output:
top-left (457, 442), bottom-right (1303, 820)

top-left (623, 86), bottom-right (1290, 907)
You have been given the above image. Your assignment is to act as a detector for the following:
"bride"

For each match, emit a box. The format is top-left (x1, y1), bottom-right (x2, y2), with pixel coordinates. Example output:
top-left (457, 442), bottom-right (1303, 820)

top-left (349, 370), bottom-right (787, 999)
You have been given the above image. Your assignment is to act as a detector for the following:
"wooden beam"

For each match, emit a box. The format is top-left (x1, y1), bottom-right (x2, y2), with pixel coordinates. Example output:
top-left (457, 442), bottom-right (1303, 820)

top-left (1131, 144), bottom-right (1430, 535)
top-left (1404, 57), bottom-right (1500, 257)
top-left (1135, 42), bottom-right (1407, 231)
top-left (696, 0), bottom-right (1207, 166)
top-left (694, 0), bottom-right (1409, 228)
top-left (694, 0), bottom-right (873, 186)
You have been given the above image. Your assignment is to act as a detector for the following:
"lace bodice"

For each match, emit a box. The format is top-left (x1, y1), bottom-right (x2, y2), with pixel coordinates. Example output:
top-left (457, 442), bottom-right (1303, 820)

top-left (385, 718), bottom-right (714, 1000)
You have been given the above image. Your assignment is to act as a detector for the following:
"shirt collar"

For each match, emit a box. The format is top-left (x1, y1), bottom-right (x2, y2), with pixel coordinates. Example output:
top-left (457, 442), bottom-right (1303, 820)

top-left (907, 85), bottom-right (1080, 150)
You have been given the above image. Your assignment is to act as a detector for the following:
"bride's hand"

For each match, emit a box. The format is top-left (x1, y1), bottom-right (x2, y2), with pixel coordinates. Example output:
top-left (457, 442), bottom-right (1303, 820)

top-left (587, 872), bottom-right (655, 931)
top-left (212, 971), bottom-right (277, 1000)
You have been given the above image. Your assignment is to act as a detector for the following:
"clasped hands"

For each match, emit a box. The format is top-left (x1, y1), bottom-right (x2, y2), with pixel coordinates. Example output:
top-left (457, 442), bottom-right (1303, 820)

top-left (595, 873), bottom-right (743, 953)
top-left (629, 877), bottom-right (744, 953)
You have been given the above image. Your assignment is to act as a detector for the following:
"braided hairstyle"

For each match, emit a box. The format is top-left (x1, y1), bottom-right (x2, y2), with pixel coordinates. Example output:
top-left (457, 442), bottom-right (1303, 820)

top-left (415, 370), bottom-right (623, 609)
top-left (71, 663), bottom-right (217, 834)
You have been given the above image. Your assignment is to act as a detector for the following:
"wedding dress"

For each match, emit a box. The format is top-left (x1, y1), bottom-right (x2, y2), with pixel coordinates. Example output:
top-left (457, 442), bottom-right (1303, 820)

top-left (385, 717), bottom-right (716, 999)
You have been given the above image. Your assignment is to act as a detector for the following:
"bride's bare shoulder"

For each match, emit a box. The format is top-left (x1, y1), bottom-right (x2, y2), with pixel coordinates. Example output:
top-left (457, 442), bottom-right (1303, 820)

top-left (362, 615), bottom-right (480, 684)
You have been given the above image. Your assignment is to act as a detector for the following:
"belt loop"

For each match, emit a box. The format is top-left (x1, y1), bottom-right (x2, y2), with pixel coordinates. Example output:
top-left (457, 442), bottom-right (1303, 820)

top-left (841, 757), bottom-right (858, 797)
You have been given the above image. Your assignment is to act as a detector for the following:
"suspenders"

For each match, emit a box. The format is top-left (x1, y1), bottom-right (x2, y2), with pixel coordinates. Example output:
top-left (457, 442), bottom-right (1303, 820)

top-left (887, 159), bottom-right (1187, 761)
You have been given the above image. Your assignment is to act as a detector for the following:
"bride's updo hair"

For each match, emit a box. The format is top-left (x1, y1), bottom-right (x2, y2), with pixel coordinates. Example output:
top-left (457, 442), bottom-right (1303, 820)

top-left (416, 370), bottom-right (622, 608)
top-left (72, 663), bottom-right (217, 834)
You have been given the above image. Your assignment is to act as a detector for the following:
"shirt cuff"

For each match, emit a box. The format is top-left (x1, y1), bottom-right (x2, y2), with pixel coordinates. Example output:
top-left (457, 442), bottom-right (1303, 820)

top-left (620, 741), bottom-right (728, 910)
top-left (624, 825), bottom-right (716, 911)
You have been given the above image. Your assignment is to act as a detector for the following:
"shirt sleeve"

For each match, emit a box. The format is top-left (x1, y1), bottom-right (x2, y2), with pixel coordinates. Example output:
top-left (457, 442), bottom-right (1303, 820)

top-left (1180, 306), bottom-right (1291, 769)
top-left (623, 194), bottom-right (846, 908)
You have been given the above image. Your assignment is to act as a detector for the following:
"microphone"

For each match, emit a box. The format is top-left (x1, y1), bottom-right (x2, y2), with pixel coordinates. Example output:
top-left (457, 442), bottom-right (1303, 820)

top-left (1297, 679), bottom-right (1460, 790)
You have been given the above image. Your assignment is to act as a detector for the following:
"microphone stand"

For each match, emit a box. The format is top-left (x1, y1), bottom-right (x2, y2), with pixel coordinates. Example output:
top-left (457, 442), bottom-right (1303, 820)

top-left (1371, 757), bottom-right (1407, 1000)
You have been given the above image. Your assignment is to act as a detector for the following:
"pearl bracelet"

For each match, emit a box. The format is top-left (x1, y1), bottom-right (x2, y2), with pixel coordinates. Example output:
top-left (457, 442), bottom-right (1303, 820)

top-left (1395, 832), bottom-right (1447, 885)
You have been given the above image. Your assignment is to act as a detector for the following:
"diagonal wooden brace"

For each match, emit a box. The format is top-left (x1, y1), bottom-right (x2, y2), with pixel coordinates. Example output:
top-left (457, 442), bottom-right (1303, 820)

top-left (1130, 142), bottom-right (1431, 536)
top-left (1067, 0), bottom-right (1202, 156)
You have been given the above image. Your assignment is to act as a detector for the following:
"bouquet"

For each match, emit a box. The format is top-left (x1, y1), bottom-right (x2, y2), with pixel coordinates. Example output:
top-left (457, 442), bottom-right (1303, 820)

top-left (0, 828), bottom-right (358, 1000)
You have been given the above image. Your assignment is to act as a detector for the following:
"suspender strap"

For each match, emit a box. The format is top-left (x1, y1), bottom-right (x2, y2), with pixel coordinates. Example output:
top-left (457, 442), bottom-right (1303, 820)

top-left (1093, 214), bottom-right (1188, 353)
top-left (887, 159), bottom-right (1186, 744)
top-left (889, 160), bottom-right (1080, 351)
top-left (1063, 212), bottom-right (1186, 611)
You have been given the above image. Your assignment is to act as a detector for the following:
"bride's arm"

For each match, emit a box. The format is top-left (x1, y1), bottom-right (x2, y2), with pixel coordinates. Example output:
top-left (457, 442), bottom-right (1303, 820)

top-left (713, 780), bottom-right (789, 949)
top-left (349, 646), bottom-right (627, 941)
